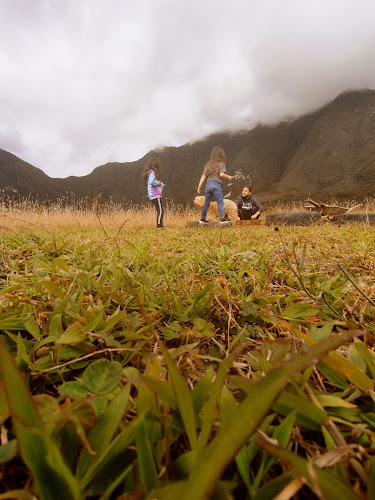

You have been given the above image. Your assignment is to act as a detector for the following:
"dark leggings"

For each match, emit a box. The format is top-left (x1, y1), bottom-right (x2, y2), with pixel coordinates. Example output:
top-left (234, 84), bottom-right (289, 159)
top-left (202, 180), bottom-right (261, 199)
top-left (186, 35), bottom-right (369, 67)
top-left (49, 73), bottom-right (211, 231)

top-left (151, 197), bottom-right (164, 227)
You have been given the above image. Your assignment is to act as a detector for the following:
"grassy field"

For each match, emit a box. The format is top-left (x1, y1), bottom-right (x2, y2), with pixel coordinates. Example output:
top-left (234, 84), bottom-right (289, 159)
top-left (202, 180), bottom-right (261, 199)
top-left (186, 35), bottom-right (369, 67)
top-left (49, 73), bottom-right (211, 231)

top-left (0, 204), bottom-right (375, 499)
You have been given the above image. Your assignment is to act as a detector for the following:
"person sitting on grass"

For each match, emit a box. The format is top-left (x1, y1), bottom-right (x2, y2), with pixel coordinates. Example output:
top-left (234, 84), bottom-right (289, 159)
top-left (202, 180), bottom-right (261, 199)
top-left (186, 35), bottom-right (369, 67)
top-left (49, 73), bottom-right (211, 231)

top-left (235, 185), bottom-right (263, 220)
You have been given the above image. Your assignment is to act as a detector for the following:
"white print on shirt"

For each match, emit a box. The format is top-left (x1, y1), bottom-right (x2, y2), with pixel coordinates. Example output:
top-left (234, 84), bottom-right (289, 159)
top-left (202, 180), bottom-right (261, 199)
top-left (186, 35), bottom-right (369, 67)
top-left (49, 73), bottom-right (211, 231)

top-left (242, 201), bottom-right (254, 211)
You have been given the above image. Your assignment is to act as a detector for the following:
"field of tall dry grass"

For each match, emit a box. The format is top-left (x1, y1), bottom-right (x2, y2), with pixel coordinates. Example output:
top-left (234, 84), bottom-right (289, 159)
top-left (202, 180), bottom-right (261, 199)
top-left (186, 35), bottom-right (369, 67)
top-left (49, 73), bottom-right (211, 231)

top-left (0, 194), bottom-right (374, 231)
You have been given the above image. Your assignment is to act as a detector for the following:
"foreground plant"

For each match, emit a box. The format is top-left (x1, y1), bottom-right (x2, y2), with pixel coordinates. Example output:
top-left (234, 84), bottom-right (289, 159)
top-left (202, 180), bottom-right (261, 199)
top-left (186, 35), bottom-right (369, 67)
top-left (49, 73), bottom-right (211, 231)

top-left (1, 226), bottom-right (375, 498)
top-left (1, 328), bottom-right (369, 499)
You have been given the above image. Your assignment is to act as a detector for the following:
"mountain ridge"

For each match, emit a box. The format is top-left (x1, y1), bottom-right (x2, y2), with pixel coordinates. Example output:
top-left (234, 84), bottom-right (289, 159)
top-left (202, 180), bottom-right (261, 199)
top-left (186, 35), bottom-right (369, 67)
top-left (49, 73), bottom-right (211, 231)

top-left (1, 89), bottom-right (374, 206)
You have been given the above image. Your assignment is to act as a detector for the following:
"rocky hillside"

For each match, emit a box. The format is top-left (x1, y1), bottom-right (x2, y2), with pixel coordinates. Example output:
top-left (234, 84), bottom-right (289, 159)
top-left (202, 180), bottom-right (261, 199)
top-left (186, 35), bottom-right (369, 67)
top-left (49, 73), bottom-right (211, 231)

top-left (1, 90), bottom-right (375, 205)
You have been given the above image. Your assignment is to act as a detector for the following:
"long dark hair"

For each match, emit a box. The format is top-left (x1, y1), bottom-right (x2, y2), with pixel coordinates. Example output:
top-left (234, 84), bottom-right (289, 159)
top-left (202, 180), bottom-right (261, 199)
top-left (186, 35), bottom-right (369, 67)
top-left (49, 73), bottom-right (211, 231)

top-left (142, 157), bottom-right (161, 185)
top-left (205, 146), bottom-right (226, 176)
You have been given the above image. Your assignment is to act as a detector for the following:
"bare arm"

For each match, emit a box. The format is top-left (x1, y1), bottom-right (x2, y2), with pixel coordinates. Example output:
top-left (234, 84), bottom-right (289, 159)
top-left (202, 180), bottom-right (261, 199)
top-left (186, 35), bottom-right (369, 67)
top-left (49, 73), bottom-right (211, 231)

top-left (219, 172), bottom-right (232, 181)
top-left (197, 174), bottom-right (206, 194)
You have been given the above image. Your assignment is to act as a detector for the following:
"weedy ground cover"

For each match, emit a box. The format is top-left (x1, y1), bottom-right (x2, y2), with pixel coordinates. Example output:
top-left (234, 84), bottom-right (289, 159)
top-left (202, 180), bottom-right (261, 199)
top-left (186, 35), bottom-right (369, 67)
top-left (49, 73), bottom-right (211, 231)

top-left (0, 219), bottom-right (375, 499)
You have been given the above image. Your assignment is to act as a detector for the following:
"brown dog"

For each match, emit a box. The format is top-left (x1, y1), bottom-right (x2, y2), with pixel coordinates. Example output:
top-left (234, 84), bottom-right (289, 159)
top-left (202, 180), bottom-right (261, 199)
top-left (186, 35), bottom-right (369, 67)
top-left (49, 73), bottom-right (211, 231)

top-left (193, 196), bottom-right (239, 222)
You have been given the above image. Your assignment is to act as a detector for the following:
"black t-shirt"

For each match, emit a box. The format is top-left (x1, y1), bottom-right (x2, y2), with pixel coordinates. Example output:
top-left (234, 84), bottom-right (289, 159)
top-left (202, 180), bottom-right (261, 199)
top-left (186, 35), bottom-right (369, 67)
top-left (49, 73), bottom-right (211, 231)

top-left (235, 195), bottom-right (263, 220)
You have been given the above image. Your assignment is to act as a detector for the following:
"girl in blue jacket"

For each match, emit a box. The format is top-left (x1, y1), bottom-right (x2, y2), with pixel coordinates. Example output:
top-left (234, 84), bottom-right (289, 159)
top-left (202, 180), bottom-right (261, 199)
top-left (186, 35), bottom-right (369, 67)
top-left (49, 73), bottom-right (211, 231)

top-left (142, 157), bottom-right (165, 229)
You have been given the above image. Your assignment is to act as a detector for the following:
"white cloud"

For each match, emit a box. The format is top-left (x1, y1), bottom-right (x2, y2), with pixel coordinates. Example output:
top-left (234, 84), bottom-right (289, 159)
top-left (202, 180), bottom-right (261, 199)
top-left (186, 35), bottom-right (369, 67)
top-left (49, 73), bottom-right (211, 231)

top-left (1, 0), bottom-right (375, 177)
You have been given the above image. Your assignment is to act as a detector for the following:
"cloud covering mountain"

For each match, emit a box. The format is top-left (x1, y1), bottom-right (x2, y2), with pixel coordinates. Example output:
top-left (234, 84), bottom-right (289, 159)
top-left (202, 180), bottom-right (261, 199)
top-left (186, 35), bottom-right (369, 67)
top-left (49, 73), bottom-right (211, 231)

top-left (1, 0), bottom-right (375, 177)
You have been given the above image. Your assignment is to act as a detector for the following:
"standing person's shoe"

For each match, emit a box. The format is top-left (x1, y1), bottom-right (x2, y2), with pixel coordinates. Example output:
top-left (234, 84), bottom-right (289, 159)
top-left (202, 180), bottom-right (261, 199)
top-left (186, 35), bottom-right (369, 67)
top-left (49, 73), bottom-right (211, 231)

top-left (199, 219), bottom-right (209, 225)
top-left (219, 218), bottom-right (231, 225)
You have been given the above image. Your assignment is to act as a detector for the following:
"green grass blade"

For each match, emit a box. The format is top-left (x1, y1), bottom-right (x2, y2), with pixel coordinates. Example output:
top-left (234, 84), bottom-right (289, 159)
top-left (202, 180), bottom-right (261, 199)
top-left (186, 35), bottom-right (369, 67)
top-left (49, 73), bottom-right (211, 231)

top-left (80, 420), bottom-right (138, 490)
top-left (181, 330), bottom-right (361, 500)
top-left (137, 357), bottom-right (161, 415)
top-left (162, 347), bottom-right (197, 450)
top-left (0, 338), bottom-right (82, 500)
top-left (197, 347), bottom-right (241, 456)
top-left (253, 411), bottom-right (297, 490)
top-left (77, 383), bottom-right (131, 483)
top-left (136, 415), bottom-right (159, 493)
top-left (255, 438), bottom-right (361, 500)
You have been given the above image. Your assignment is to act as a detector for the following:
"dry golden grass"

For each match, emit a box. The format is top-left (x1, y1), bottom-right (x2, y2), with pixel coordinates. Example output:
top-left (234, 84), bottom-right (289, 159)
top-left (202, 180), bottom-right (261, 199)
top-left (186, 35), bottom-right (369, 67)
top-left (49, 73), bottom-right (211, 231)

top-left (0, 199), bottom-right (197, 231)
top-left (0, 195), bottom-right (374, 231)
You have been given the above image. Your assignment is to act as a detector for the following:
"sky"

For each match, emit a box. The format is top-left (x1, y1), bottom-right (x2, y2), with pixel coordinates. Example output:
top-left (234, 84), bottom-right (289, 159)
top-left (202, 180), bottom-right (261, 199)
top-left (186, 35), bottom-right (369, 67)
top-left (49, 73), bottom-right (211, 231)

top-left (1, 0), bottom-right (375, 178)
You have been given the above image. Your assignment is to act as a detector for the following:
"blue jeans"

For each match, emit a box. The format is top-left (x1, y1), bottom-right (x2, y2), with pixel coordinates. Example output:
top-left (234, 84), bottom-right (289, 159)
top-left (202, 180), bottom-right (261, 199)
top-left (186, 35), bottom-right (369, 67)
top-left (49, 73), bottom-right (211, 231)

top-left (201, 180), bottom-right (224, 220)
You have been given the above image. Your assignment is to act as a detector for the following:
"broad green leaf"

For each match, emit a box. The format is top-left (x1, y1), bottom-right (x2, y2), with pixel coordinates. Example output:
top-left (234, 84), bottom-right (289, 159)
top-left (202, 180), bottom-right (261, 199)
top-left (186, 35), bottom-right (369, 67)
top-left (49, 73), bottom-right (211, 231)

top-left (83, 311), bottom-right (104, 333)
top-left (59, 381), bottom-right (88, 399)
top-left (0, 317), bottom-right (27, 330)
top-left (347, 344), bottom-right (367, 373)
top-left (48, 313), bottom-right (64, 337)
top-left (353, 340), bottom-right (375, 378)
top-left (53, 258), bottom-right (70, 273)
top-left (317, 361), bottom-right (348, 389)
top-left (55, 321), bottom-right (85, 344)
top-left (24, 317), bottom-right (41, 340)
top-left (81, 359), bottom-right (122, 395)
top-left (194, 318), bottom-right (207, 331)
top-left (181, 330), bottom-right (359, 500)
top-left (325, 351), bottom-right (373, 392)
top-left (218, 385), bottom-right (237, 424)
top-left (42, 279), bottom-right (66, 299)
top-left (0, 439), bottom-right (17, 464)
top-left (282, 303), bottom-right (319, 319)
top-left (90, 396), bottom-right (107, 417)
top-left (310, 322), bottom-right (334, 341)
top-left (316, 394), bottom-right (357, 408)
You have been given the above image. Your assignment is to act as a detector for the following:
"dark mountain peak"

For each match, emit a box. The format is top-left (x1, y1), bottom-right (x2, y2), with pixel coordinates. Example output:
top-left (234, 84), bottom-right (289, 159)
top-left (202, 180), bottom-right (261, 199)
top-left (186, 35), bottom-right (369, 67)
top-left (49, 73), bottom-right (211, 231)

top-left (1, 89), bottom-right (374, 204)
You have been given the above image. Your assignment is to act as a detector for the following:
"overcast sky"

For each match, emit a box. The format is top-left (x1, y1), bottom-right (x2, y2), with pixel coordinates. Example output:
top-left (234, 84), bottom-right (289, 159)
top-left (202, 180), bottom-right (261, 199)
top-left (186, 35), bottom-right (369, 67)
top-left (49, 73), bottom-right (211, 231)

top-left (1, 0), bottom-right (375, 178)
